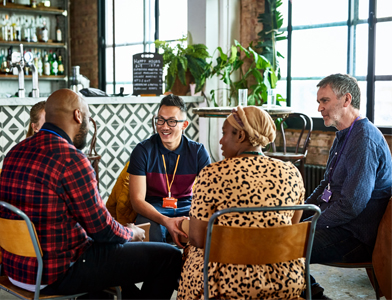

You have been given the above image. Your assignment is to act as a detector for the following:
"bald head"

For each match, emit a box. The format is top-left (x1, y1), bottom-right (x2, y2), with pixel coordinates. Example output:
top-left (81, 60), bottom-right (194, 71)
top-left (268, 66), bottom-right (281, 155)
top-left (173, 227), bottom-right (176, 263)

top-left (45, 89), bottom-right (90, 148)
top-left (46, 89), bottom-right (87, 123)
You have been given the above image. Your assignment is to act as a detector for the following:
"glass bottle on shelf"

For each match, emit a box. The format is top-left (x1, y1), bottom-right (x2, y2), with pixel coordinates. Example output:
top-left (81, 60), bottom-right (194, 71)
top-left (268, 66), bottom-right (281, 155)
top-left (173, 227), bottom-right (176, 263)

top-left (43, 54), bottom-right (50, 76)
top-left (37, 50), bottom-right (43, 76)
top-left (5, 14), bottom-right (13, 42)
top-left (58, 55), bottom-right (64, 75)
top-left (15, 17), bottom-right (22, 42)
top-left (30, 18), bottom-right (37, 43)
top-left (0, 48), bottom-right (8, 74)
top-left (55, 16), bottom-right (62, 43)
top-left (51, 52), bottom-right (58, 76)
top-left (22, 17), bottom-right (31, 42)
top-left (36, 16), bottom-right (42, 42)
top-left (31, 0), bottom-right (37, 8)
top-left (0, 16), bottom-right (6, 41)
top-left (41, 18), bottom-right (48, 43)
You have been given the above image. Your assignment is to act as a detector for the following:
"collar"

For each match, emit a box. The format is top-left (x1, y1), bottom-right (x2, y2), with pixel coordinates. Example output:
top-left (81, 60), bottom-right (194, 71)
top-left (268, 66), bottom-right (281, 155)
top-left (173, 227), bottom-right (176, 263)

top-left (40, 123), bottom-right (74, 145)
top-left (157, 134), bottom-right (185, 155)
top-left (335, 117), bottom-right (366, 140)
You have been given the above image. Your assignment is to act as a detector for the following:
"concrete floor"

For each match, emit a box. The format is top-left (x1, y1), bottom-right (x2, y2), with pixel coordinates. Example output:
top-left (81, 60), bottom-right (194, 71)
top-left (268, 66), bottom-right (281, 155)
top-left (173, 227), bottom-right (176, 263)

top-left (0, 264), bottom-right (384, 300)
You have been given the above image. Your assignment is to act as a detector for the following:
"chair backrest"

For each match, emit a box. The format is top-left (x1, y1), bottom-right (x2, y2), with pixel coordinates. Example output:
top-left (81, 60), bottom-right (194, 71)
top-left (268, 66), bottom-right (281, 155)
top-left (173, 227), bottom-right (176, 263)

top-left (372, 197), bottom-right (392, 299)
top-left (271, 112), bottom-right (313, 155)
top-left (0, 200), bottom-right (44, 298)
top-left (203, 204), bottom-right (321, 300)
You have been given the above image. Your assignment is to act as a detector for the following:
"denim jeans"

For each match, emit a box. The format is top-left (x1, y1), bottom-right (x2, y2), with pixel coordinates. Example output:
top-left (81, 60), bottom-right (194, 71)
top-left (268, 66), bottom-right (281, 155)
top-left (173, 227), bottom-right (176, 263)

top-left (41, 241), bottom-right (182, 299)
top-left (135, 202), bottom-right (190, 242)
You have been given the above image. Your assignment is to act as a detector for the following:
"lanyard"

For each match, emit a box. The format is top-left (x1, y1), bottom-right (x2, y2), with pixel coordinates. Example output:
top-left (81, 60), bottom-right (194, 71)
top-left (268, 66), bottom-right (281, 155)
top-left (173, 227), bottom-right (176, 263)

top-left (328, 116), bottom-right (360, 184)
top-left (162, 154), bottom-right (180, 198)
top-left (40, 128), bottom-right (63, 139)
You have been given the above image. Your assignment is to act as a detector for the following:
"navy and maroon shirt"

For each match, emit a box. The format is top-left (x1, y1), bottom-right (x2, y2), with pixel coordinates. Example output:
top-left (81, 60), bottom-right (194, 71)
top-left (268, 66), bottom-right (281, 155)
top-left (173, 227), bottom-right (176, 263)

top-left (128, 134), bottom-right (211, 208)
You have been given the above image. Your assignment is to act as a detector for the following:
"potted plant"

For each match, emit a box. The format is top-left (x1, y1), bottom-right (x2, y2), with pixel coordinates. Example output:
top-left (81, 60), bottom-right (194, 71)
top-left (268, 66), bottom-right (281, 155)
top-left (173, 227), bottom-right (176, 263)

top-left (206, 40), bottom-right (275, 107)
top-left (257, 0), bottom-right (287, 105)
top-left (154, 36), bottom-right (210, 95)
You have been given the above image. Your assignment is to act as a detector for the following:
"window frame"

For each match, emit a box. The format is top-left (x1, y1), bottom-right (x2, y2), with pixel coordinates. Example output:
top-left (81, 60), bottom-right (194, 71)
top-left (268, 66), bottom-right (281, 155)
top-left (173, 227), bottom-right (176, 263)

top-left (283, 0), bottom-right (392, 133)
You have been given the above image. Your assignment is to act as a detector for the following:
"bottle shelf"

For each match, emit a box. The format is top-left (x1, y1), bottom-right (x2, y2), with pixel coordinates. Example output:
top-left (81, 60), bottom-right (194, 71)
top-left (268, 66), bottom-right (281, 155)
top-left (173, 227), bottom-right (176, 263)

top-left (0, 3), bottom-right (67, 16)
top-left (0, 41), bottom-right (66, 48)
top-left (0, 74), bottom-right (66, 81)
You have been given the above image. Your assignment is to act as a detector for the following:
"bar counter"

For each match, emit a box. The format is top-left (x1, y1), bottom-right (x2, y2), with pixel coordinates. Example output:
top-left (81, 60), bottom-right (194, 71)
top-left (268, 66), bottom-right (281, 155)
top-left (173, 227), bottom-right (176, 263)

top-left (0, 96), bottom-right (204, 201)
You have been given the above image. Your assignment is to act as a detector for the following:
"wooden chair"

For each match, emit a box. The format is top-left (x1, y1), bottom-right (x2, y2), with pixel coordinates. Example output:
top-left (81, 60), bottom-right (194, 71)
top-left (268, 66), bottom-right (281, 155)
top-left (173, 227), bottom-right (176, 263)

top-left (320, 196), bottom-right (392, 300)
top-left (265, 112), bottom-right (313, 181)
top-left (203, 204), bottom-right (321, 300)
top-left (0, 200), bottom-right (121, 300)
top-left (86, 117), bottom-right (101, 189)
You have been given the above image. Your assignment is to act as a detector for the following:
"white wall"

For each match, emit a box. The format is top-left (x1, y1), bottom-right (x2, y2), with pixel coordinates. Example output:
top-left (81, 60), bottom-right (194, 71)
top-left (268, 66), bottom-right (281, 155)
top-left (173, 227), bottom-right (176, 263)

top-left (188, 0), bottom-right (240, 162)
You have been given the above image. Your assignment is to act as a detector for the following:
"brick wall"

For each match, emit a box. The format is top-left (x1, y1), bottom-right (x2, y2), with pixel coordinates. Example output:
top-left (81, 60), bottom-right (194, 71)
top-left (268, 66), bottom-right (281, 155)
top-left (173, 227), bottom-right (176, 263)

top-left (70, 0), bottom-right (99, 88)
top-left (276, 129), bottom-right (392, 166)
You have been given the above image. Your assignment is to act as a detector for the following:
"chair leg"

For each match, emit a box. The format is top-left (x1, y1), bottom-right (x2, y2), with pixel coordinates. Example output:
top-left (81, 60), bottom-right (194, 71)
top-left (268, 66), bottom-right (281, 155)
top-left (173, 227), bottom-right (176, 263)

top-left (366, 267), bottom-right (381, 300)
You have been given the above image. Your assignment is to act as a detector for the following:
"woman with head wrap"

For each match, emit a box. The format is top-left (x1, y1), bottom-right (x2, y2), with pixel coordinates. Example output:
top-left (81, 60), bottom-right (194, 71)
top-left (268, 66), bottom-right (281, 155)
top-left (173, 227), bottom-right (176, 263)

top-left (177, 106), bottom-right (306, 300)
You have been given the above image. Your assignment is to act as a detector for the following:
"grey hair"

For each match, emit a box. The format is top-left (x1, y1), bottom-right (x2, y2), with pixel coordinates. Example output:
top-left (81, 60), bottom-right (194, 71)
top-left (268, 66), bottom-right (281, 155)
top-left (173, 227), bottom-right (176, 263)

top-left (317, 74), bottom-right (361, 109)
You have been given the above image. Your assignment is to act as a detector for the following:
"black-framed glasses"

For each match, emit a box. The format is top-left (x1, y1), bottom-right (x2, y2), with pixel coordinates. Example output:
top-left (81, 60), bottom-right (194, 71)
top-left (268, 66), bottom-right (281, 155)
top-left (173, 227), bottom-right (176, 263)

top-left (155, 117), bottom-right (186, 127)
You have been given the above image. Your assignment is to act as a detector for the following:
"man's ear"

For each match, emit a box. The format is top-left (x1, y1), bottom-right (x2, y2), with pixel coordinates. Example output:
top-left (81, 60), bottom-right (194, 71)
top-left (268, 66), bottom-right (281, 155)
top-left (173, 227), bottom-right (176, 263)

top-left (343, 93), bottom-right (352, 107)
top-left (181, 120), bottom-right (189, 131)
top-left (74, 109), bottom-right (83, 124)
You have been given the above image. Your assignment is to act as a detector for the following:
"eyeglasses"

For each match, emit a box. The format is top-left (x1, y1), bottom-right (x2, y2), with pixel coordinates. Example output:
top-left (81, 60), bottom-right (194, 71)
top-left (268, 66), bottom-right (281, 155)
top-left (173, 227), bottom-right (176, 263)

top-left (155, 117), bottom-right (186, 127)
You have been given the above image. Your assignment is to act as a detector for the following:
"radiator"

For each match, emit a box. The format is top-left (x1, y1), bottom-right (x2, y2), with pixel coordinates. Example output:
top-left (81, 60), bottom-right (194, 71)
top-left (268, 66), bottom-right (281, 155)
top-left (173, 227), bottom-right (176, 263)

top-left (305, 164), bottom-right (326, 198)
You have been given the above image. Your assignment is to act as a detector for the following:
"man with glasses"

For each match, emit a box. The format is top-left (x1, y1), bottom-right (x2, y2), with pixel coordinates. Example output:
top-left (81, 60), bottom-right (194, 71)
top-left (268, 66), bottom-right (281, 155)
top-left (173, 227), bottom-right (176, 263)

top-left (128, 94), bottom-right (211, 247)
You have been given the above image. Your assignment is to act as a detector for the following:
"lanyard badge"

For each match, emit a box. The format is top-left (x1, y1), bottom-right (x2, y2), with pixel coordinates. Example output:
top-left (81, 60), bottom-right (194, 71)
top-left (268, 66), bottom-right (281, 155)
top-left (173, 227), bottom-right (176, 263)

top-left (321, 183), bottom-right (332, 202)
top-left (162, 154), bottom-right (179, 209)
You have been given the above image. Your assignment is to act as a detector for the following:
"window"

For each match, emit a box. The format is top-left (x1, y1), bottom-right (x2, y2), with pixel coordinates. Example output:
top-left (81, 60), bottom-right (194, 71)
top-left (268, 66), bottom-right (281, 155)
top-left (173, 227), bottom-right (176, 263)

top-left (99, 0), bottom-right (187, 95)
top-left (277, 0), bottom-right (392, 131)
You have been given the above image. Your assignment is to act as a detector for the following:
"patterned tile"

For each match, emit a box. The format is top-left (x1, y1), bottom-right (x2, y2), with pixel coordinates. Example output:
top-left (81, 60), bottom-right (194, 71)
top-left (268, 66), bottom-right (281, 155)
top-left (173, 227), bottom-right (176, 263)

top-left (0, 102), bottom-right (200, 202)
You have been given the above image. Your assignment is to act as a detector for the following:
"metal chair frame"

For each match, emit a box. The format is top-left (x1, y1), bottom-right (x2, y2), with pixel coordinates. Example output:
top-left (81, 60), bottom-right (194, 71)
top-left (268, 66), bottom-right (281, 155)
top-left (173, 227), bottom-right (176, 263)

top-left (266, 112), bottom-right (313, 180)
top-left (0, 201), bottom-right (121, 300)
top-left (203, 204), bottom-right (321, 300)
top-left (86, 117), bottom-right (101, 189)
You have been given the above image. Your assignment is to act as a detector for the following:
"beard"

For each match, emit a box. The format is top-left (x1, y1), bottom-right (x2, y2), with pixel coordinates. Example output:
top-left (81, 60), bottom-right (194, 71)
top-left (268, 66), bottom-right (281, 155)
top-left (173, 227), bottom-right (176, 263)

top-left (74, 116), bottom-right (89, 150)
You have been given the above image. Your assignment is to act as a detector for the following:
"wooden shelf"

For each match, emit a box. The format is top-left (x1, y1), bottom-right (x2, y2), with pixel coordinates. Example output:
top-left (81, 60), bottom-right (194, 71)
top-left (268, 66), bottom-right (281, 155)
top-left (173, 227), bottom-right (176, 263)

top-left (0, 41), bottom-right (66, 49)
top-left (0, 74), bottom-right (66, 81)
top-left (0, 3), bottom-right (66, 15)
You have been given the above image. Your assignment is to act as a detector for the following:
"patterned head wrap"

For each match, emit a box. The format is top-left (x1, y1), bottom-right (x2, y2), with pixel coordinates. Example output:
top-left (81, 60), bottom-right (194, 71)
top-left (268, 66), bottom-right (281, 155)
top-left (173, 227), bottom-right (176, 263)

top-left (227, 106), bottom-right (276, 147)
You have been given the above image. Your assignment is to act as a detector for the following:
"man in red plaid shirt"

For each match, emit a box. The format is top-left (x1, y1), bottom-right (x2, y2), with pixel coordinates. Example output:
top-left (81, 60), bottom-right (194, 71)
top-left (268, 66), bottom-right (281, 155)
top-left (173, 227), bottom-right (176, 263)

top-left (0, 89), bottom-right (181, 299)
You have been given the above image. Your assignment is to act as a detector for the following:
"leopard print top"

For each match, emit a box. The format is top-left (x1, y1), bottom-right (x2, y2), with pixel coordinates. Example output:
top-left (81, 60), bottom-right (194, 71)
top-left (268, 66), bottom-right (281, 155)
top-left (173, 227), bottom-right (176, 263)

top-left (177, 156), bottom-right (305, 300)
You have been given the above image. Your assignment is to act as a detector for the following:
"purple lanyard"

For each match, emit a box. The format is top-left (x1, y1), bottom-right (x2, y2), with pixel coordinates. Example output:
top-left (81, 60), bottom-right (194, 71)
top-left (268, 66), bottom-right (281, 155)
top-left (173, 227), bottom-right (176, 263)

top-left (328, 116), bottom-right (360, 184)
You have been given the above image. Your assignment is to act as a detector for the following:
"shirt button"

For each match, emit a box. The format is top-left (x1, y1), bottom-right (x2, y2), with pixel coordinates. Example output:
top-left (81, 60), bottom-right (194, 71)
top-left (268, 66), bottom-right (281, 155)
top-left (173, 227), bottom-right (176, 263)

top-left (326, 226), bottom-right (329, 228)
top-left (335, 152), bottom-right (337, 155)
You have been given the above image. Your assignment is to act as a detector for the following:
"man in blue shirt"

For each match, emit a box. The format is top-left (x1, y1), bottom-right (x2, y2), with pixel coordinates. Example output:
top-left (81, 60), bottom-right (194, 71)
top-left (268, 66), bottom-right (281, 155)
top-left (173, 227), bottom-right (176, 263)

top-left (128, 94), bottom-right (211, 248)
top-left (303, 74), bottom-right (392, 298)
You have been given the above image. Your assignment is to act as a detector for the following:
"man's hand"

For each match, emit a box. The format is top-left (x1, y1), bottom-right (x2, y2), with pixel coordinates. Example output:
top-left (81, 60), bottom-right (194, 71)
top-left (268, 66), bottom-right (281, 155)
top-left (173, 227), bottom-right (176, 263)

top-left (163, 216), bottom-right (189, 248)
top-left (126, 223), bottom-right (145, 242)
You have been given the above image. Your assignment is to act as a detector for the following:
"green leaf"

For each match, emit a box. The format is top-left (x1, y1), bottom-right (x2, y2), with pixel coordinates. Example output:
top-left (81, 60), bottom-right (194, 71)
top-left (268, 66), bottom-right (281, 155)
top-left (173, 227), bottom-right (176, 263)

top-left (228, 45), bottom-right (238, 64)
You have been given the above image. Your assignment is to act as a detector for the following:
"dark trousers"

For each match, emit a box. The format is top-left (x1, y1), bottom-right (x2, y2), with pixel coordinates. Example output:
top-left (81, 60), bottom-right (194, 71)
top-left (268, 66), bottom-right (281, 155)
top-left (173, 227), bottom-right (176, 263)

top-left (310, 226), bottom-right (373, 264)
top-left (308, 226), bottom-right (373, 294)
top-left (41, 241), bottom-right (182, 299)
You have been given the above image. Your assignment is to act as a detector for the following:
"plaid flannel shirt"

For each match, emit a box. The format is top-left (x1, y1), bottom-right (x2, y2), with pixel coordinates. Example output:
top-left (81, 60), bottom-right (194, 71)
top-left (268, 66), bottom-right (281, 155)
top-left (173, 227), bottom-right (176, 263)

top-left (0, 123), bottom-right (133, 285)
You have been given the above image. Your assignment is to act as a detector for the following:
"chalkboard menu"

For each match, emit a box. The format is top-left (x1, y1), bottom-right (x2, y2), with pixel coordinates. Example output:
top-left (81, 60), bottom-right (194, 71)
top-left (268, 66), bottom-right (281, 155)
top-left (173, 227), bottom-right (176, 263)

top-left (133, 52), bottom-right (163, 96)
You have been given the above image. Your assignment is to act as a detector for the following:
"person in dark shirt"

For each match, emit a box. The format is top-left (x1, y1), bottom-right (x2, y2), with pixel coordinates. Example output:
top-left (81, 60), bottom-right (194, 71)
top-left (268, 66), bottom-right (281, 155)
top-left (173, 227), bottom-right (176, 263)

top-left (302, 74), bottom-right (392, 298)
top-left (128, 94), bottom-right (211, 248)
top-left (0, 89), bottom-right (182, 299)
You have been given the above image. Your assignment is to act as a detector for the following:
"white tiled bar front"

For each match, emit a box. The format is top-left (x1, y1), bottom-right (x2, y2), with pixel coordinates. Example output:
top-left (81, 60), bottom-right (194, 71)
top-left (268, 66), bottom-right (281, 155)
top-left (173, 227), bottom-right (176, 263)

top-left (0, 96), bottom-right (204, 202)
